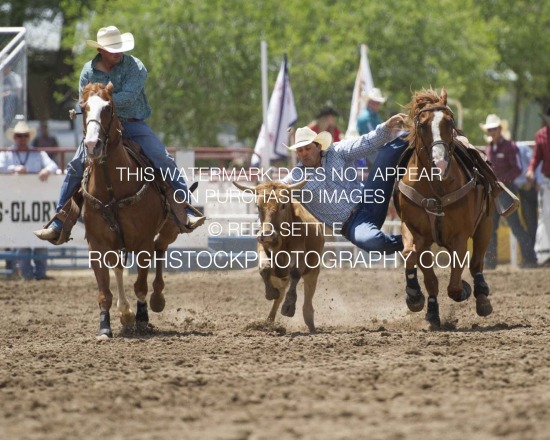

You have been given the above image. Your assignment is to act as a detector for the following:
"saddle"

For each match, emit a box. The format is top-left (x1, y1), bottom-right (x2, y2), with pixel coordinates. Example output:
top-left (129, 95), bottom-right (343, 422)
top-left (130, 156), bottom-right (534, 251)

top-left (452, 135), bottom-right (519, 217)
top-left (394, 135), bottom-right (518, 218)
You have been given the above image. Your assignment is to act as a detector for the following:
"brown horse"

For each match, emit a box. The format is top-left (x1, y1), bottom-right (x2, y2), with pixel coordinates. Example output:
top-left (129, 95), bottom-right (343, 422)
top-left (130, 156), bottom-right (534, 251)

top-left (80, 82), bottom-right (179, 339)
top-left (395, 88), bottom-right (494, 327)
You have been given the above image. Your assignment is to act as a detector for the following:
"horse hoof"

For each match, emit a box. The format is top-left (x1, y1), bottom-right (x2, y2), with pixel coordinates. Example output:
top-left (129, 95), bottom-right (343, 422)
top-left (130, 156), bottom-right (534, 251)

top-left (265, 286), bottom-right (280, 300)
top-left (476, 294), bottom-right (493, 317)
top-left (474, 273), bottom-right (490, 297)
top-left (120, 311), bottom-right (135, 326)
top-left (136, 320), bottom-right (149, 333)
top-left (150, 294), bottom-right (166, 313)
top-left (426, 299), bottom-right (440, 328)
top-left (453, 280), bottom-right (472, 302)
top-left (136, 301), bottom-right (149, 324)
top-left (406, 287), bottom-right (425, 312)
top-left (281, 302), bottom-right (296, 318)
top-left (96, 329), bottom-right (113, 340)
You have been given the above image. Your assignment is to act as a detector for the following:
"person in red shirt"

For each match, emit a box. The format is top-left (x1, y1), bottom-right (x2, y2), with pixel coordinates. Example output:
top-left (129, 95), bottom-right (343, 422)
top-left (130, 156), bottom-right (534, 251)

top-left (308, 106), bottom-right (341, 142)
top-left (526, 105), bottom-right (550, 265)
top-left (527, 105), bottom-right (550, 182)
top-left (481, 114), bottom-right (538, 269)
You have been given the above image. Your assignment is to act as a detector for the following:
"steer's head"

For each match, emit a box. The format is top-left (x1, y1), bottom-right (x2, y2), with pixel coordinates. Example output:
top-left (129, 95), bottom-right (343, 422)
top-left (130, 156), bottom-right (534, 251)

top-left (232, 180), bottom-right (307, 248)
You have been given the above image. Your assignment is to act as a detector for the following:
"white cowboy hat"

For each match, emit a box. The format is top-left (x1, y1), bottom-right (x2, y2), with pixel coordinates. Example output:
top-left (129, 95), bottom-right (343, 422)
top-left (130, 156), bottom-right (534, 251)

top-left (285, 126), bottom-right (332, 151)
top-left (6, 120), bottom-right (36, 141)
top-left (86, 26), bottom-right (134, 53)
top-left (367, 88), bottom-right (387, 104)
top-left (479, 114), bottom-right (508, 132)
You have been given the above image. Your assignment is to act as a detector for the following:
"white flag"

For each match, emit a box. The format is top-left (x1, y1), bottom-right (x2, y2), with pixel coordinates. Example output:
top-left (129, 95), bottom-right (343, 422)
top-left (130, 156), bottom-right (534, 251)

top-left (345, 44), bottom-right (374, 139)
top-left (252, 56), bottom-right (297, 166)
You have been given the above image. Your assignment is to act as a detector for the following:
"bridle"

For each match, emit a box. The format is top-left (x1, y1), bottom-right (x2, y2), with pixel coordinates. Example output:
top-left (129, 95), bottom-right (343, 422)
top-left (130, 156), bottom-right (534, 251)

top-left (412, 104), bottom-right (457, 165)
top-left (82, 97), bottom-right (117, 161)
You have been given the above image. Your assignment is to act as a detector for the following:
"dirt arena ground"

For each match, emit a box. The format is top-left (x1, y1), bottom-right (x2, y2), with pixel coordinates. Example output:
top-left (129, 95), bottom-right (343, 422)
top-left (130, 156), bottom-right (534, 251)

top-left (1, 265), bottom-right (549, 440)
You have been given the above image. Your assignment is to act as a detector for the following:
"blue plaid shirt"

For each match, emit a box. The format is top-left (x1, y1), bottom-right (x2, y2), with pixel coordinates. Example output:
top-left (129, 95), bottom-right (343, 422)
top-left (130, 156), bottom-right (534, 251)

top-left (79, 54), bottom-right (152, 120)
top-left (283, 124), bottom-right (393, 231)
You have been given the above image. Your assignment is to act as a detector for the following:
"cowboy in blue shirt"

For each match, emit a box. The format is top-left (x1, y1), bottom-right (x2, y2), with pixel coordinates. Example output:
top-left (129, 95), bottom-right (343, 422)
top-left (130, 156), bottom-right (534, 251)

top-left (283, 113), bottom-right (407, 253)
top-left (34, 26), bottom-right (204, 243)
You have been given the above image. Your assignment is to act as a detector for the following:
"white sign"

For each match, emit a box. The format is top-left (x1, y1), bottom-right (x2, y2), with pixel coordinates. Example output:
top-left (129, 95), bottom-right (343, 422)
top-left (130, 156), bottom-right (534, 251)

top-left (0, 175), bottom-right (208, 248)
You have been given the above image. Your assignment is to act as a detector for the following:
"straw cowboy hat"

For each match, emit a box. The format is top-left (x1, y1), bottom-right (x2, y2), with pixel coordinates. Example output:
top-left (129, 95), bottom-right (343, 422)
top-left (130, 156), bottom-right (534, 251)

top-left (480, 114), bottom-right (511, 141)
top-left (6, 120), bottom-right (36, 141)
top-left (479, 114), bottom-right (508, 132)
top-left (86, 26), bottom-right (134, 53)
top-left (367, 88), bottom-right (387, 104)
top-left (285, 126), bottom-right (332, 150)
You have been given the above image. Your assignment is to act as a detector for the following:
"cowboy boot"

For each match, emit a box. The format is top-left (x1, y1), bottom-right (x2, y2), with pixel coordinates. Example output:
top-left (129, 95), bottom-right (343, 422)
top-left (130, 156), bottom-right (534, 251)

top-left (33, 193), bottom-right (83, 245)
top-left (164, 186), bottom-right (206, 233)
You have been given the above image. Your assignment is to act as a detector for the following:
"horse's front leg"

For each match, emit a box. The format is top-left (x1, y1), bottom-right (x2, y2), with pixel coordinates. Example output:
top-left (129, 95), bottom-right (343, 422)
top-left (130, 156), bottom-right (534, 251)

top-left (150, 248), bottom-right (167, 314)
top-left (416, 243), bottom-right (440, 328)
top-left (470, 205), bottom-right (494, 317)
top-left (91, 254), bottom-right (114, 340)
top-left (401, 222), bottom-right (425, 312)
top-left (133, 251), bottom-right (151, 331)
top-left (446, 237), bottom-right (472, 304)
top-left (114, 264), bottom-right (135, 332)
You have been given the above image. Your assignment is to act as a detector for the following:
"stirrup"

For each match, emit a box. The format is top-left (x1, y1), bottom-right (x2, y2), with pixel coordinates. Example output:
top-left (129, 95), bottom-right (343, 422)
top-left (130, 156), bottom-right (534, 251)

top-left (494, 182), bottom-right (519, 217)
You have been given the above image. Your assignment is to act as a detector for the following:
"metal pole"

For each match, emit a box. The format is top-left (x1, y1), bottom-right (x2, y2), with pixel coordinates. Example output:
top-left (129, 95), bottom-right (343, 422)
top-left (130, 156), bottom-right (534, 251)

top-left (260, 40), bottom-right (270, 175)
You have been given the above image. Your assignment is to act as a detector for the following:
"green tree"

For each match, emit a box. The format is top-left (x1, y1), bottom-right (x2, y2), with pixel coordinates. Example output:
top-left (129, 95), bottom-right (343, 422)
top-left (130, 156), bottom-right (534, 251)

top-left (56, 0), bottom-right (528, 146)
top-left (478, 0), bottom-right (550, 138)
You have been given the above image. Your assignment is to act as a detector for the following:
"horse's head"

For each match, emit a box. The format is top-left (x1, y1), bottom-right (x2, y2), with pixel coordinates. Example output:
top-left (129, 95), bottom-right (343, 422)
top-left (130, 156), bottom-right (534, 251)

top-left (80, 82), bottom-right (120, 161)
top-left (407, 88), bottom-right (455, 180)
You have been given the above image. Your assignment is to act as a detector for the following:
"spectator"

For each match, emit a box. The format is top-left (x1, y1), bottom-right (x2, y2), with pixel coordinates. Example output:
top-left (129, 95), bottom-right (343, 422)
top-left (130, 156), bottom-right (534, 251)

top-left (356, 88), bottom-right (387, 173)
top-left (526, 105), bottom-right (550, 265)
top-left (480, 114), bottom-right (538, 269)
top-left (308, 105), bottom-right (341, 142)
top-left (1, 58), bottom-right (23, 130)
top-left (0, 120), bottom-right (59, 280)
top-left (515, 142), bottom-right (541, 244)
top-left (32, 121), bottom-right (59, 162)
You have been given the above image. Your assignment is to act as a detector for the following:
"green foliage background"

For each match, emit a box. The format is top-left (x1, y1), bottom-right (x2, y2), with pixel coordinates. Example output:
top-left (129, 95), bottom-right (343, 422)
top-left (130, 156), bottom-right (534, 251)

top-left (10, 0), bottom-right (550, 146)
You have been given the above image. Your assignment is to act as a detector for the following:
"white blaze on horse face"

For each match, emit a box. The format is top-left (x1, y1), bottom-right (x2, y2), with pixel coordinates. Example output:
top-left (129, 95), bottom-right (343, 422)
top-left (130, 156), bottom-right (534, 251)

top-left (85, 95), bottom-right (109, 151)
top-left (431, 111), bottom-right (448, 177)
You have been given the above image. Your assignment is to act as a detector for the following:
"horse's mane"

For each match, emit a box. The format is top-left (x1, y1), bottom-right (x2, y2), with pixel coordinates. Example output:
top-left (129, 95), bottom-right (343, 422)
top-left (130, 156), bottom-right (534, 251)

top-left (406, 88), bottom-right (448, 144)
top-left (81, 82), bottom-right (113, 105)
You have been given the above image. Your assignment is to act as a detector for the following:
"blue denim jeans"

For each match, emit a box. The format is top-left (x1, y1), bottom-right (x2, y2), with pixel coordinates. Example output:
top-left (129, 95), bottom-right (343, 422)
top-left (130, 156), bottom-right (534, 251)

top-left (17, 248), bottom-right (48, 280)
top-left (52, 121), bottom-right (188, 231)
top-left (343, 136), bottom-right (407, 253)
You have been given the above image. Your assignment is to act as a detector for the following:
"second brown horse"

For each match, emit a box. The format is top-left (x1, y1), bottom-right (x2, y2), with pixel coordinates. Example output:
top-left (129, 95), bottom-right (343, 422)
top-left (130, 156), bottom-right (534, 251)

top-left (395, 88), bottom-right (494, 327)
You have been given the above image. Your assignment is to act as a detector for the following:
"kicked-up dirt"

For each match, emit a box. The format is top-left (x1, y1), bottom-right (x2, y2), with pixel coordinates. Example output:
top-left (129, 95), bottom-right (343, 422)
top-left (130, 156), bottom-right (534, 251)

top-left (1, 265), bottom-right (549, 440)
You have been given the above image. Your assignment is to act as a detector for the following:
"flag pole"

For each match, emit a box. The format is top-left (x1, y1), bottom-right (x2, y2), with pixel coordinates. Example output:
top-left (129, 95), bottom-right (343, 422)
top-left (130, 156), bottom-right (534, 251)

top-left (260, 40), bottom-right (270, 176)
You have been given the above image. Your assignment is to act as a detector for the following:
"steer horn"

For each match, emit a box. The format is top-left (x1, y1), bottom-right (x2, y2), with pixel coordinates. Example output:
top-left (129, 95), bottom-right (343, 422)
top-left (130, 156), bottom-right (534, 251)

top-left (232, 181), bottom-right (257, 193)
top-left (286, 180), bottom-right (308, 190)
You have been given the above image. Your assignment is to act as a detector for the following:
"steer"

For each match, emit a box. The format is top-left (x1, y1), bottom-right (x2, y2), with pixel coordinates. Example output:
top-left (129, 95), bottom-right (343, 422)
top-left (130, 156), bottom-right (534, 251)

top-left (233, 180), bottom-right (325, 332)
